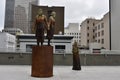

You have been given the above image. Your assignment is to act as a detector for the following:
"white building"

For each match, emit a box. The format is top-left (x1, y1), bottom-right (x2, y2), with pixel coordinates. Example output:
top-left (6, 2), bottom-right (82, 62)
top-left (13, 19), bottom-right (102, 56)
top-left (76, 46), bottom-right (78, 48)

top-left (2, 28), bottom-right (24, 35)
top-left (17, 34), bottom-right (73, 53)
top-left (0, 32), bottom-right (16, 49)
top-left (80, 12), bottom-right (109, 50)
top-left (94, 13), bottom-right (110, 49)
top-left (80, 18), bottom-right (100, 48)
top-left (64, 23), bottom-right (81, 46)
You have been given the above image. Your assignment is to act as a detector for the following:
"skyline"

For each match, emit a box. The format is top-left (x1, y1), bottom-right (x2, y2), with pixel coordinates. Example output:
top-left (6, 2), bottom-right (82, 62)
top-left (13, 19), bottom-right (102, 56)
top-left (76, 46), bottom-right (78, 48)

top-left (0, 0), bottom-right (109, 31)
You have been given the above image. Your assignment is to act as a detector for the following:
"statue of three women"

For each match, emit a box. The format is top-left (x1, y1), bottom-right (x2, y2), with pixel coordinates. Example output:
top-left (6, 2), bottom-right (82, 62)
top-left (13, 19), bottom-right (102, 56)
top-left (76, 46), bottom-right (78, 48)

top-left (34, 9), bottom-right (56, 46)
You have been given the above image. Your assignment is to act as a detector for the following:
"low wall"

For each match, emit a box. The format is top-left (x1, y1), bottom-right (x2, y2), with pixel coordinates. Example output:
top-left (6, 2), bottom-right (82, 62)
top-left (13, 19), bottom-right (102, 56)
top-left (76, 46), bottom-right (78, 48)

top-left (0, 52), bottom-right (120, 65)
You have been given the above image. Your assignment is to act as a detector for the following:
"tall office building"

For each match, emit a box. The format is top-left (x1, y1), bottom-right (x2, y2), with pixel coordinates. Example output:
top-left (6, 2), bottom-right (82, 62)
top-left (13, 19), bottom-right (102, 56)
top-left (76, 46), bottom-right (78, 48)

top-left (4, 0), bottom-right (38, 33)
top-left (4, 0), bottom-right (15, 28)
top-left (14, 0), bottom-right (38, 33)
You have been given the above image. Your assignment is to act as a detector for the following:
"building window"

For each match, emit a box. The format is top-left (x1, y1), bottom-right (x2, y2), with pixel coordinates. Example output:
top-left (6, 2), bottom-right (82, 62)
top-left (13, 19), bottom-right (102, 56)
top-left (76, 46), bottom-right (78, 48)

top-left (87, 20), bottom-right (89, 24)
top-left (101, 30), bottom-right (104, 36)
top-left (93, 29), bottom-right (95, 32)
top-left (98, 25), bottom-right (100, 30)
top-left (101, 23), bottom-right (104, 28)
top-left (95, 33), bottom-right (97, 37)
top-left (95, 40), bottom-right (97, 42)
top-left (93, 23), bottom-right (95, 26)
top-left (98, 39), bottom-right (100, 43)
top-left (87, 40), bottom-right (89, 43)
top-left (98, 32), bottom-right (100, 37)
top-left (55, 45), bottom-right (65, 49)
top-left (87, 33), bottom-right (89, 37)
top-left (95, 26), bottom-right (97, 30)
top-left (87, 26), bottom-right (89, 30)
top-left (101, 39), bottom-right (104, 44)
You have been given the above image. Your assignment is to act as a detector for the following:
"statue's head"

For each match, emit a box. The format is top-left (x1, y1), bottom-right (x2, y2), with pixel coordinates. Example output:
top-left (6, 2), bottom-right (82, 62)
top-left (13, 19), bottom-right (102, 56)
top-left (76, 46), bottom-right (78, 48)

top-left (51, 11), bottom-right (56, 18)
top-left (38, 9), bottom-right (43, 15)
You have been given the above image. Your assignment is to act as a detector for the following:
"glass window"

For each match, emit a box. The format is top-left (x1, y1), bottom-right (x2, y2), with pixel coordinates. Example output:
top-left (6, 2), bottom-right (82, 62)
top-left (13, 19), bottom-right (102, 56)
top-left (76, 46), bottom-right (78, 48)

top-left (101, 30), bottom-right (104, 36)
top-left (87, 20), bottom-right (89, 24)
top-left (93, 23), bottom-right (95, 26)
top-left (98, 39), bottom-right (100, 43)
top-left (95, 26), bottom-right (97, 30)
top-left (101, 23), bottom-right (104, 28)
top-left (87, 33), bottom-right (89, 37)
top-left (98, 32), bottom-right (100, 37)
top-left (98, 24), bottom-right (100, 29)
top-left (87, 26), bottom-right (89, 30)
top-left (101, 39), bottom-right (104, 44)
top-left (95, 33), bottom-right (97, 37)
top-left (87, 40), bottom-right (89, 43)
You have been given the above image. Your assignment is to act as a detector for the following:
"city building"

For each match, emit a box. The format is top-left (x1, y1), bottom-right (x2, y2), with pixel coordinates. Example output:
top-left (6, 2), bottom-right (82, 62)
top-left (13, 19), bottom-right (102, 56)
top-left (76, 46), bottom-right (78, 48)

top-left (94, 13), bottom-right (110, 49)
top-left (80, 18), bottom-right (100, 48)
top-left (17, 34), bottom-right (73, 53)
top-left (4, 0), bottom-right (38, 33)
top-left (14, 0), bottom-right (38, 33)
top-left (4, 0), bottom-right (15, 28)
top-left (31, 5), bottom-right (64, 34)
top-left (80, 12), bottom-right (109, 49)
top-left (2, 28), bottom-right (24, 35)
top-left (0, 32), bottom-right (16, 49)
top-left (109, 0), bottom-right (120, 50)
top-left (64, 23), bottom-right (80, 46)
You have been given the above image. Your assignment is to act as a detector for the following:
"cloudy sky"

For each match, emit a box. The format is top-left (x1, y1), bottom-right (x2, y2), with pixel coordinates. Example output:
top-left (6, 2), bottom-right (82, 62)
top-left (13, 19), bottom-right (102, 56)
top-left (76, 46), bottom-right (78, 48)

top-left (0, 0), bottom-right (109, 31)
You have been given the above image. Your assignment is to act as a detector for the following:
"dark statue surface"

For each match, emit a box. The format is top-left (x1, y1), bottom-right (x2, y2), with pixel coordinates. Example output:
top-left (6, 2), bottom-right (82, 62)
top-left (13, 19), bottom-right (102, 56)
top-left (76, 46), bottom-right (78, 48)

top-left (47, 11), bottom-right (56, 46)
top-left (34, 9), bottom-right (48, 46)
top-left (34, 9), bottom-right (56, 46)
top-left (72, 41), bottom-right (81, 70)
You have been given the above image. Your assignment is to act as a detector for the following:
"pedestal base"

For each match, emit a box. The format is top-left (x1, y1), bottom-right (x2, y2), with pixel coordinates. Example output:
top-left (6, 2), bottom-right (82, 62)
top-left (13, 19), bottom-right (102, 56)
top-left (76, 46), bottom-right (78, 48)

top-left (31, 46), bottom-right (53, 77)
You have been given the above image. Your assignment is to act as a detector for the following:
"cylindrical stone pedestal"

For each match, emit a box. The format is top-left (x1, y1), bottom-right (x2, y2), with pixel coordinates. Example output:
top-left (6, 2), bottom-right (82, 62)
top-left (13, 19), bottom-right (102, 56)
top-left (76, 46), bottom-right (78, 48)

top-left (31, 46), bottom-right (53, 77)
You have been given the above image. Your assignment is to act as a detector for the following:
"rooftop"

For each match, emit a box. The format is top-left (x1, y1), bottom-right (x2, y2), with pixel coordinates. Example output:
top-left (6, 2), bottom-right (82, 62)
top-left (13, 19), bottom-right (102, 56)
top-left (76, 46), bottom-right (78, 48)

top-left (0, 65), bottom-right (120, 80)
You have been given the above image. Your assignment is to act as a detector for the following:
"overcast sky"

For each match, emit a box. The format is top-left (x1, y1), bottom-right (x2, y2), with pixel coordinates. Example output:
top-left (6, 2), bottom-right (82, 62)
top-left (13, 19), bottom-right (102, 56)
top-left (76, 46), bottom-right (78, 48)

top-left (0, 0), bottom-right (109, 31)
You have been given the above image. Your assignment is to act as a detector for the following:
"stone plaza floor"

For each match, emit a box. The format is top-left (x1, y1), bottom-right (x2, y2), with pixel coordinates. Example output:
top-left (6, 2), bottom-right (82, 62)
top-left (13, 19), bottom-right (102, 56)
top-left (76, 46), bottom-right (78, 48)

top-left (0, 65), bottom-right (120, 80)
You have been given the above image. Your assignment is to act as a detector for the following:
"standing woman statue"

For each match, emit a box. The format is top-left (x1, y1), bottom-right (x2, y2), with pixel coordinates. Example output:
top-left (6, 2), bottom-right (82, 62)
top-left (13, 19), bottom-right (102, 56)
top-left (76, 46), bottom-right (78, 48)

top-left (47, 11), bottom-right (56, 46)
top-left (72, 41), bottom-right (81, 70)
top-left (34, 9), bottom-right (47, 46)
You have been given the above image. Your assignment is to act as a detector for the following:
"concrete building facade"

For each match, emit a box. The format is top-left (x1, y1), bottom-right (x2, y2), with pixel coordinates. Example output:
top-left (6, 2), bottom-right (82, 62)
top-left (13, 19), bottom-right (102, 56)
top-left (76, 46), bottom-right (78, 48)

top-left (17, 34), bottom-right (73, 53)
top-left (80, 18), bottom-right (100, 48)
top-left (80, 12), bottom-right (110, 49)
top-left (64, 23), bottom-right (80, 46)
top-left (0, 32), bottom-right (16, 49)
top-left (94, 13), bottom-right (110, 49)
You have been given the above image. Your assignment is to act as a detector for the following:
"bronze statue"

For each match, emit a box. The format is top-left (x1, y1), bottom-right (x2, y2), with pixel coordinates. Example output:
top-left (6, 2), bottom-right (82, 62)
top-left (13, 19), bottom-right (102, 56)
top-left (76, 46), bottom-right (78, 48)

top-left (47, 11), bottom-right (56, 46)
top-left (72, 41), bottom-right (81, 70)
top-left (34, 9), bottom-right (47, 46)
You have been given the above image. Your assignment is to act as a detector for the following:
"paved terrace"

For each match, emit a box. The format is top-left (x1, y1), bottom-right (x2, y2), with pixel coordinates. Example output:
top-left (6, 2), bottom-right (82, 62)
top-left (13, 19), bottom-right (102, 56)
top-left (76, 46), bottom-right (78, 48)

top-left (0, 65), bottom-right (120, 80)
